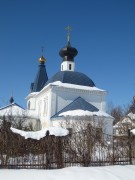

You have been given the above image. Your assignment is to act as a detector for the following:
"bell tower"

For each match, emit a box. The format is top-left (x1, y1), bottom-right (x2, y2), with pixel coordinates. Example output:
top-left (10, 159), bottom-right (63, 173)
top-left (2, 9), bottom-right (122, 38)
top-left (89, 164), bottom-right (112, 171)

top-left (30, 49), bottom-right (48, 92)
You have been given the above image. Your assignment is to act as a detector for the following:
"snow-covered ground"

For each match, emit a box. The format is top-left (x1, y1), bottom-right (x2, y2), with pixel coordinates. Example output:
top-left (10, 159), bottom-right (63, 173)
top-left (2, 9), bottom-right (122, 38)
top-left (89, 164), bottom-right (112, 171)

top-left (1, 165), bottom-right (135, 180)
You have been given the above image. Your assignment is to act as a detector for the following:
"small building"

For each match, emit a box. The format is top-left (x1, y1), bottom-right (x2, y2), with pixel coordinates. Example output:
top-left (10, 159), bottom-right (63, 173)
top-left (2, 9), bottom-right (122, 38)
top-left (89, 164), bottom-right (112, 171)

top-left (0, 97), bottom-right (40, 130)
top-left (113, 97), bottom-right (135, 136)
top-left (0, 97), bottom-right (25, 117)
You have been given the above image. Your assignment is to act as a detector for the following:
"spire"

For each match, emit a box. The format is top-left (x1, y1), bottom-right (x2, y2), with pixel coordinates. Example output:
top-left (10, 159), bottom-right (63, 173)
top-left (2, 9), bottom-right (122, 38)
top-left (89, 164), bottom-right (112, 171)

top-left (30, 49), bottom-right (48, 92)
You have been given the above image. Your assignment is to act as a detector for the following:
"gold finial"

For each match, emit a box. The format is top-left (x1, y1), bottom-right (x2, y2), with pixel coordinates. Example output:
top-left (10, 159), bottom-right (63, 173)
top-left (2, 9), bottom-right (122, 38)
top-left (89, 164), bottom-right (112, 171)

top-left (38, 56), bottom-right (46, 63)
top-left (38, 46), bottom-right (46, 63)
top-left (66, 26), bottom-right (72, 43)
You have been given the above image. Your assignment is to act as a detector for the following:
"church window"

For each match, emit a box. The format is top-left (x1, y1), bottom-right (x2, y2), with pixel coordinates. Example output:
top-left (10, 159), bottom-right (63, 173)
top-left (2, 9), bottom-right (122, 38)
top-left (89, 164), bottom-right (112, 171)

top-left (38, 101), bottom-right (42, 117)
top-left (28, 101), bottom-right (30, 110)
top-left (69, 64), bottom-right (72, 70)
top-left (43, 97), bottom-right (48, 116)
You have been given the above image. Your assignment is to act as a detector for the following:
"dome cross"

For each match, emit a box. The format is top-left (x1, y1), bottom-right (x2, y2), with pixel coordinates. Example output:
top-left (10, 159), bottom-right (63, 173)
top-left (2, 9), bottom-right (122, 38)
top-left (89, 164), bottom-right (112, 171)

top-left (41, 46), bottom-right (44, 56)
top-left (66, 26), bottom-right (72, 44)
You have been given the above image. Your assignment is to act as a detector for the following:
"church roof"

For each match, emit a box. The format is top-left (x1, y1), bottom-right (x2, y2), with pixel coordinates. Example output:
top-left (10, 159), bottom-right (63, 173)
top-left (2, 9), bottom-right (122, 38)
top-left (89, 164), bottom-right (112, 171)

top-left (51, 97), bottom-right (99, 118)
top-left (31, 57), bottom-right (48, 92)
top-left (0, 103), bottom-right (24, 117)
top-left (45, 71), bottom-right (95, 87)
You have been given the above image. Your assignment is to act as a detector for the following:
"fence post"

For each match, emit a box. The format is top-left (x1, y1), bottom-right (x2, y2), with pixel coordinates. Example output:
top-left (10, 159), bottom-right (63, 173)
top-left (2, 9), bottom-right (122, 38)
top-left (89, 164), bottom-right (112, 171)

top-left (56, 137), bottom-right (64, 168)
top-left (112, 137), bottom-right (115, 165)
top-left (128, 129), bottom-right (132, 165)
top-left (46, 131), bottom-right (51, 169)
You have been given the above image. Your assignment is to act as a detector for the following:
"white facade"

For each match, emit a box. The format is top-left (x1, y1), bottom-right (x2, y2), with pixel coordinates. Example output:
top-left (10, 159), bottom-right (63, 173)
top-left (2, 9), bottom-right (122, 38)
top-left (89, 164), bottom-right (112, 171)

top-left (26, 81), bottom-right (113, 134)
top-left (26, 40), bottom-right (113, 134)
top-left (61, 61), bottom-right (75, 71)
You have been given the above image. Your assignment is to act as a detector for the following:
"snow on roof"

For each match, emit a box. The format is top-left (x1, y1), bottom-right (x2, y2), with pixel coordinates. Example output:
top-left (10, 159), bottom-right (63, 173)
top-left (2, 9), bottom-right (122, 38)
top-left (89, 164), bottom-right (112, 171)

top-left (121, 117), bottom-right (132, 124)
top-left (52, 97), bottom-right (101, 119)
top-left (113, 112), bottom-right (135, 128)
top-left (0, 103), bottom-right (39, 119)
top-left (40, 81), bottom-right (106, 94)
top-left (114, 117), bottom-right (132, 128)
top-left (51, 81), bottom-right (106, 92)
top-left (127, 112), bottom-right (135, 120)
top-left (10, 127), bottom-right (69, 140)
top-left (0, 103), bottom-right (25, 117)
top-left (25, 92), bottom-right (39, 99)
top-left (59, 109), bottom-right (112, 118)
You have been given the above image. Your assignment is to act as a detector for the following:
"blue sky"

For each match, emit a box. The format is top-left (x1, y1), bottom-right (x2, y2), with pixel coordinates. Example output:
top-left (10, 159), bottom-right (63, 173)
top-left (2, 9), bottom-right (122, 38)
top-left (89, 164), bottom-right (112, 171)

top-left (0, 0), bottom-right (135, 109)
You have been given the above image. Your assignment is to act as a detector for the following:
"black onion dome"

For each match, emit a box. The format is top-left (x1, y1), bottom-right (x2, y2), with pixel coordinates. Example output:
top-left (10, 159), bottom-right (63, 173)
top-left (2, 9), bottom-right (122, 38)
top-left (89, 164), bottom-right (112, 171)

top-left (45, 71), bottom-right (95, 87)
top-left (59, 42), bottom-right (78, 62)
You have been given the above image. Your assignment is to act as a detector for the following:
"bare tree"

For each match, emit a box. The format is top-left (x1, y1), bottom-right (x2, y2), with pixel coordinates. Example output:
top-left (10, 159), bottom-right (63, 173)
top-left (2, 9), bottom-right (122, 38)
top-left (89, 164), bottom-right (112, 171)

top-left (107, 102), bottom-right (124, 125)
top-left (107, 101), bottom-right (131, 125)
top-left (0, 114), bottom-right (34, 131)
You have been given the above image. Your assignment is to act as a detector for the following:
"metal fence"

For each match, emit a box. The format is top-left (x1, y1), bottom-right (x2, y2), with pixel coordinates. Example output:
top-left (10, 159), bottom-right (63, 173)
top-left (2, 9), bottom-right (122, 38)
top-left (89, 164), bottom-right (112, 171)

top-left (0, 122), bottom-right (134, 169)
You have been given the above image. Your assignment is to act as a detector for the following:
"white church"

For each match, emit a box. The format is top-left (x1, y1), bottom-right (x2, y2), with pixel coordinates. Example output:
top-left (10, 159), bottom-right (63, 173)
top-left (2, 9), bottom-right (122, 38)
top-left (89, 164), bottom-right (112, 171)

top-left (25, 32), bottom-right (113, 134)
top-left (0, 32), bottom-right (113, 134)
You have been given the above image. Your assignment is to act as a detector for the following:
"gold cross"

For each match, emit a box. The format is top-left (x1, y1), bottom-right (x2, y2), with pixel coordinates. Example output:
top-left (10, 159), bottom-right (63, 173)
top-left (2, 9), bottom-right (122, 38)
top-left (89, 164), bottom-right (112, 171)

top-left (66, 26), bottom-right (72, 42)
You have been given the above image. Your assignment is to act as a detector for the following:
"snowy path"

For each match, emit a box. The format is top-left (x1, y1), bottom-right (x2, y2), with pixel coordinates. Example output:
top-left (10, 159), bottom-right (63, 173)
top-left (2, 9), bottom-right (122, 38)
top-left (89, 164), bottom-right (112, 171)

top-left (1, 165), bottom-right (135, 180)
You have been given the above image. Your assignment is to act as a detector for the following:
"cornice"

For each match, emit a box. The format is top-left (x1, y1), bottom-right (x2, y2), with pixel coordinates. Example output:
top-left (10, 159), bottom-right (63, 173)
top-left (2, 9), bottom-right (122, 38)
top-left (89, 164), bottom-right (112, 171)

top-left (52, 85), bottom-right (107, 95)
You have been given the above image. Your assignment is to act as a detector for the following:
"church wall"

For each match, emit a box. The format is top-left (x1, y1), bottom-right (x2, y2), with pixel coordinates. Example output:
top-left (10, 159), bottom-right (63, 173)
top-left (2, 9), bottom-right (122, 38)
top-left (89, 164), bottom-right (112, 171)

top-left (51, 90), bottom-right (57, 117)
top-left (26, 94), bottom-right (37, 110)
top-left (34, 88), bottom-right (52, 128)
top-left (51, 86), bottom-right (107, 117)
top-left (61, 61), bottom-right (75, 71)
top-left (27, 85), bottom-right (107, 129)
top-left (27, 98), bottom-right (36, 110)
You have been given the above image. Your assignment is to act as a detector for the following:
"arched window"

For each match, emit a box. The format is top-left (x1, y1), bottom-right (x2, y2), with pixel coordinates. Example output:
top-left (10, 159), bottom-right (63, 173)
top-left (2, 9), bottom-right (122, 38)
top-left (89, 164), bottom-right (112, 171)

top-left (38, 101), bottom-right (42, 117)
top-left (43, 97), bottom-right (48, 116)
top-left (28, 101), bottom-right (30, 110)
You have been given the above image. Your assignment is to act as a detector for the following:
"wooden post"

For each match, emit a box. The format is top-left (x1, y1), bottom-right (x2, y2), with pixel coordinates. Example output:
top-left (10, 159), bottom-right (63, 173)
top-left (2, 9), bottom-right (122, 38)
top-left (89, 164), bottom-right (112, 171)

top-left (112, 137), bottom-right (115, 165)
top-left (128, 129), bottom-right (132, 165)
